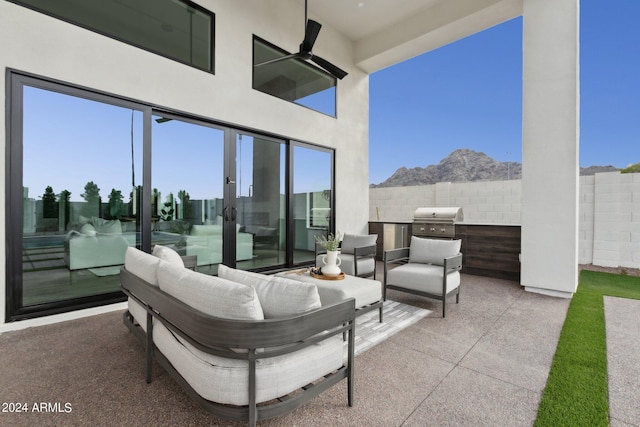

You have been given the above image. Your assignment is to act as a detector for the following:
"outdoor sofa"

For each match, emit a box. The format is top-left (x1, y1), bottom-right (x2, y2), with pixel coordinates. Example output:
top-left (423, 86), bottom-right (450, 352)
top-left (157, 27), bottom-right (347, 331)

top-left (121, 246), bottom-right (355, 426)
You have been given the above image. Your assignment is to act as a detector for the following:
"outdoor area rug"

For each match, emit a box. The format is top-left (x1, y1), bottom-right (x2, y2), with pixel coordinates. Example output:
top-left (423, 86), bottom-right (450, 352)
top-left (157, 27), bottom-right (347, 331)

top-left (353, 300), bottom-right (431, 356)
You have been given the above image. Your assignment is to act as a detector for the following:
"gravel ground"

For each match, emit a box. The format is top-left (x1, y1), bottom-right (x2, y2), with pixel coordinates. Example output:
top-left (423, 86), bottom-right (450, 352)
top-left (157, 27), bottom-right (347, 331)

top-left (579, 264), bottom-right (640, 277)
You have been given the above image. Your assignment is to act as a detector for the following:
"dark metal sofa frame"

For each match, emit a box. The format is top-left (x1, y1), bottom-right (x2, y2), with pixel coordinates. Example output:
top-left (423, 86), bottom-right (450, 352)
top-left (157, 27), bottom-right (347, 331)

top-left (383, 248), bottom-right (463, 317)
top-left (121, 267), bottom-right (356, 427)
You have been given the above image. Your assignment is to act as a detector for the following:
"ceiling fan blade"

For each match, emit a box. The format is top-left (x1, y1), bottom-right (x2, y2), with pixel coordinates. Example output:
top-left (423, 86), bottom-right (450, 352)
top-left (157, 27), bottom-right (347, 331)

top-left (254, 52), bottom-right (300, 67)
top-left (311, 54), bottom-right (348, 80)
top-left (301, 19), bottom-right (322, 52)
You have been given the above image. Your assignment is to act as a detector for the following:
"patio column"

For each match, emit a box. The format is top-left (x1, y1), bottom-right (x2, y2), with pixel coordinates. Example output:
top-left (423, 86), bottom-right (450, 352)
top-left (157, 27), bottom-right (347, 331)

top-left (521, 0), bottom-right (579, 297)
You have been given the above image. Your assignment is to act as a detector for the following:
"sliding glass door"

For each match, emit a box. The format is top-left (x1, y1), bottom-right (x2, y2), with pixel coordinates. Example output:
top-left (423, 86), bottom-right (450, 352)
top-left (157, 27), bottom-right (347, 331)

top-left (7, 72), bottom-right (334, 321)
top-left (235, 133), bottom-right (286, 270)
top-left (15, 83), bottom-right (143, 311)
top-left (151, 115), bottom-right (226, 275)
top-left (292, 143), bottom-right (334, 265)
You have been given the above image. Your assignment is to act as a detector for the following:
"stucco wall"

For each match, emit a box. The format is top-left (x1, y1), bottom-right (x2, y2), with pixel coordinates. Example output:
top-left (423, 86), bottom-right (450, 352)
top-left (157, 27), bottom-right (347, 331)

top-left (0, 0), bottom-right (369, 326)
top-left (370, 171), bottom-right (640, 269)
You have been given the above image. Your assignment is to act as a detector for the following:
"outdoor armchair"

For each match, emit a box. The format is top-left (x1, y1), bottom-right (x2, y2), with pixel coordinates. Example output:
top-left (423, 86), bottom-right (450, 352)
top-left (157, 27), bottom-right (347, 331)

top-left (383, 236), bottom-right (463, 317)
top-left (316, 233), bottom-right (378, 278)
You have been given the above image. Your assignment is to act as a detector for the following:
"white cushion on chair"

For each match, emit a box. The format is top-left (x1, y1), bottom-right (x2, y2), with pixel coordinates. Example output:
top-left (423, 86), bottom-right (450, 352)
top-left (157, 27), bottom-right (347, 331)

top-left (409, 237), bottom-right (461, 266)
top-left (341, 233), bottom-right (377, 254)
top-left (386, 263), bottom-right (460, 295)
top-left (339, 254), bottom-right (375, 276)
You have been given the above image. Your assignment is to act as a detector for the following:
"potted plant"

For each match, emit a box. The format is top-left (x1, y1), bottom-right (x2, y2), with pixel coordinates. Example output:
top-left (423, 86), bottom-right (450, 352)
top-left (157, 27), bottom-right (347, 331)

top-left (315, 232), bottom-right (343, 276)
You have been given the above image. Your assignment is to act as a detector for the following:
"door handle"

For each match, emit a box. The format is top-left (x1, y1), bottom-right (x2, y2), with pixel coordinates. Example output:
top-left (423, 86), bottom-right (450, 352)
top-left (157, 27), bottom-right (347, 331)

top-left (231, 207), bottom-right (237, 222)
top-left (223, 206), bottom-right (229, 221)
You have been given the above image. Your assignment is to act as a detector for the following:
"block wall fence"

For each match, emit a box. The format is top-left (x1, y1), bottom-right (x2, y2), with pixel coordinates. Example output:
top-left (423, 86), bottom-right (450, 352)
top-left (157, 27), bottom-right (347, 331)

top-left (370, 171), bottom-right (640, 269)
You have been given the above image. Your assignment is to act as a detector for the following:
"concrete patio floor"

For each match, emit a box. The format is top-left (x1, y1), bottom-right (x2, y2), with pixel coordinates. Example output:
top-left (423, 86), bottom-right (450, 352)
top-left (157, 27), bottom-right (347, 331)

top-left (278, 270), bottom-right (572, 426)
top-left (3, 265), bottom-right (638, 426)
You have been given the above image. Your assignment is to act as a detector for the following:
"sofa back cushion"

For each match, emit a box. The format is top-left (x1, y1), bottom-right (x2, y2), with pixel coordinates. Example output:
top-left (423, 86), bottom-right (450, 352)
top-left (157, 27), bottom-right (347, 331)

top-left (152, 244), bottom-right (184, 268)
top-left (341, 233), bottom-right (378, 255)
top-left (125, 247), bottom-right (160, 286)
top-left (158, 261), bottom-right (264, 320)
top-left (91, 217), bottom-right (122, 234)
top-left (409, 236), bottom-right (461, 266)
top-left (218, 265), bottom-right (321, 319)
top-left (191, 224), bottom-right (221, 236)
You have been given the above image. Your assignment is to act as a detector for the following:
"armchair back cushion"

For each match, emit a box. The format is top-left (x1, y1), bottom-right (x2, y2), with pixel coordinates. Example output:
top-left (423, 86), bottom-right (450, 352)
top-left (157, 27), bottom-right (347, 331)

top-left (409, 236), bottom-right (461, 265)
top-left (341, 233), bottom-right (378, 254)
top-left (158, 261), bottom-right (264, 320)
top-left (218, 265), bottom-right (321, 318)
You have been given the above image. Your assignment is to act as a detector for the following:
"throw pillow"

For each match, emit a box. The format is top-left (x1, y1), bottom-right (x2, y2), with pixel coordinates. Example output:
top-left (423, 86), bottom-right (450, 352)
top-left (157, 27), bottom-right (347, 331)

top-left (341, 234), bottom-right (377, 255)
top-left (158, 261), bottom-right (264, 321)
top-left (152, 244), bottom-right (184, 268)
top-left (409, 236), bottom-right (461, 265)
top-left (80, 223), bottom-right (97, 237)
top-left (124, 247), bottom-right (160, 286)
top-left (218, 265), bottom-right (321, 318)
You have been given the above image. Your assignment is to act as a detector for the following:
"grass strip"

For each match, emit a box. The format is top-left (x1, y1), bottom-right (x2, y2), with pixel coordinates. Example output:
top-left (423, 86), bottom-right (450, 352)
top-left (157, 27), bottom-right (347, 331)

top-left (535, 270), bottom-right (640, 426)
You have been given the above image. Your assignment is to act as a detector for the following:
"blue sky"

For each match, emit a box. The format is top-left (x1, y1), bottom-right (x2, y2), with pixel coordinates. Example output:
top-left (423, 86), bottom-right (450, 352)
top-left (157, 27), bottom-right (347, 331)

top-left (368, 1), bottom-right (640, 185)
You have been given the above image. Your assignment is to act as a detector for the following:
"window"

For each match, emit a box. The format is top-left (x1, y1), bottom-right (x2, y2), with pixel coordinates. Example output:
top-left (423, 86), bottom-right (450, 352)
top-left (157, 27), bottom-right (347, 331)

top-left (7, 73), bottom-right (334, 321)
top-left (10, 0), bottom-right (214, 72)
top-left (292, 144), bottom-right (334, 265)
top-left (253, 37), bottom-right (336, 116)
top-left (9, 80), bottom-right (144, 317)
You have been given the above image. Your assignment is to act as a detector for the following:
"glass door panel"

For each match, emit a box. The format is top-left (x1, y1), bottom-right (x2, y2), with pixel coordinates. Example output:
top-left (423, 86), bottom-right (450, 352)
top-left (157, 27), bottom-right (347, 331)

top-left (152, 116), bottom-right (225, 275)
top-left (292, 144), bottom-right (333, 265)
top-left (235, 134), bottom-right (286, 270)
top-left (21, 86), bottom-right (143, 306)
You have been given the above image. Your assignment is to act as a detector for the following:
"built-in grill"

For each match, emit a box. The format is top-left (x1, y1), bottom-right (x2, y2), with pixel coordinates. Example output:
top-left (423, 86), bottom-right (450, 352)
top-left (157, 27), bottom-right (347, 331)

top-left (412, 207), bottom-right (463, 239)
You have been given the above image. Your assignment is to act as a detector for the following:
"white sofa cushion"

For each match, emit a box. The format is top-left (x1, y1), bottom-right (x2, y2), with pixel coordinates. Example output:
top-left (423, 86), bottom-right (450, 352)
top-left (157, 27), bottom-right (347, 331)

top-left (80, 223), bottom-right (97, 237)
top-left (409, 236), bottom-right (461, 266)
top-left (153, 321), bottom-right (343, 406)
top-left (386, 263), bottom-right (460, 295)
top-left (158, 261), bottom-right (264, 320)
top-left (218, 265), bottom-right (321, 319)
top-left (340, 233), bottom-right (377, 254)
top-left (125, 247), bottom-right (160, 286)
top-left (152, 244), bottom-right (184, 267)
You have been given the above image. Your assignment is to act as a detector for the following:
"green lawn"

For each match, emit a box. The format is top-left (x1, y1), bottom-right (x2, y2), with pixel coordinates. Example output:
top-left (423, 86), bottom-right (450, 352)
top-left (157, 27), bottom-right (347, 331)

top-left (535, 270), bottom-right (640, 426)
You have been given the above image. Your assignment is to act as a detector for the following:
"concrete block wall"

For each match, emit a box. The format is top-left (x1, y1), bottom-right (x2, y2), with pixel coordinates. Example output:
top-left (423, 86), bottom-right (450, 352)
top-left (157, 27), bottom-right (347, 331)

top-left (591, 172), bottom-right (640, 268)
top-left (370, 171), bottom-right (640, 269)
top-left (370, 179), bottom-right (522, 224)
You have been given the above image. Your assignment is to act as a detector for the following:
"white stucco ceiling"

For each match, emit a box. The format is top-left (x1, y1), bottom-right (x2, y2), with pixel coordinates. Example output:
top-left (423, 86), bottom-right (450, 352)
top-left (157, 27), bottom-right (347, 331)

top-left (301, 0), bottom-right (523, 73)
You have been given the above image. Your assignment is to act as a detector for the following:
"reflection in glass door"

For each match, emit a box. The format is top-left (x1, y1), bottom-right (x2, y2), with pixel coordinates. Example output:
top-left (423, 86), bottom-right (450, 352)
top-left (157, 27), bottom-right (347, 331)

top-left (20, 86), bottom-right (143, 307)
top-left (235, 134), bottom-right (286, 270)
top-left (152, 116), bottom-right (225, 275)
top-left (292, 144), bottom-right (333, 265)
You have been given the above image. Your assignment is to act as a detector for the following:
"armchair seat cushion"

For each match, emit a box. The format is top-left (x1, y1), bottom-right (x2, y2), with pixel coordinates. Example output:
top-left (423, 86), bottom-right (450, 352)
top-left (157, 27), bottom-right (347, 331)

top-left (339, 254), bottom-right (375, 277)
top-left (386, 263), bottom-right (460, 296)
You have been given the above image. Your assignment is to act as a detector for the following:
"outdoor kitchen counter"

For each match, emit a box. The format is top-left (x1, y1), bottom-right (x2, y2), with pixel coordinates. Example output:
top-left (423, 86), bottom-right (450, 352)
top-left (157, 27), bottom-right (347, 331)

top-left (369, 222), bottom-right (521, 282)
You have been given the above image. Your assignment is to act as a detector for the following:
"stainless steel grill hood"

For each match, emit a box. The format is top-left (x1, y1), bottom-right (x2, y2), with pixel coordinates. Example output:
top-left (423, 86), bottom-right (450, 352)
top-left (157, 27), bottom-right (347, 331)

top-left (412, 207), bottom-right (463, 239)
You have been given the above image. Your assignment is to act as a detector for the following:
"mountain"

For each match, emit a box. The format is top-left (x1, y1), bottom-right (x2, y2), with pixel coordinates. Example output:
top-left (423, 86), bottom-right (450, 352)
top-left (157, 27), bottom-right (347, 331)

top-left (371, 149), bottom-right (619, 187)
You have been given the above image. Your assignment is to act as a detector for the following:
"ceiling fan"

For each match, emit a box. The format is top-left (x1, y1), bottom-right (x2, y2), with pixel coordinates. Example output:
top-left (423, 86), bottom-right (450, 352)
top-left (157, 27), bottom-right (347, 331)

top-left (254, 0), bottom-right (348, 80)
